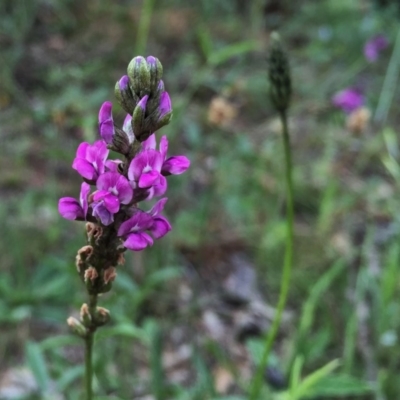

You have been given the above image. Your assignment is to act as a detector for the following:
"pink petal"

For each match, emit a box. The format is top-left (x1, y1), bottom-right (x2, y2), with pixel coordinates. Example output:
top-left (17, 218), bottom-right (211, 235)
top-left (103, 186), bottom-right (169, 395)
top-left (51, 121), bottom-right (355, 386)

top-left (142, 134), bottom-right (156, 150)
top-left (104, 194), bottom-right (120, 213)
top-left (159, 92), bottom-right (171, 118)
top-left (162, 156), bottom-right (190, 175)
top-left (150, 216), bottom-right (171, 239)
top-left (159, 136), bottom-right (168, 160)
top-left (115, 175), bottom-right (133, 204)
top-left (138, 171), bottom-right (160, 188)
top-left (72, 158), bottom-right (97, 180)
top-left (148, 198), bottom-right (168, 217)
top-left (76, 142), bottom-right (89, 159)
top-left (124, 232), bottom-right (153, 251)
top-left (58, 197), bottom-right (83, 220)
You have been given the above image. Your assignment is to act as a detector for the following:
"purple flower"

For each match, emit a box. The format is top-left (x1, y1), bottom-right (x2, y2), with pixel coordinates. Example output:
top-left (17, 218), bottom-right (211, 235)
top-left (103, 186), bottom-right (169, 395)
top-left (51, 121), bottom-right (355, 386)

top-left (58, 182), bottom-right (90, 220)
top-left (118, 211), bottom-right (154, 251)
top-left (91, 172), bottom-right (133, 225)
top-left (147, 198), bottom-right (171, 239)
top-left (332, 88), bottom-right (364, 113)
top-left (364, 35), bottom-right (388, 63)
top-left (142, 134), bottom-right (190, 176)
top-left (72, 141), bottom-right (109, 181)
top-left (99, 102), bottom-right (115, 144)
top-left (128, 149), bottom-right (163, 189)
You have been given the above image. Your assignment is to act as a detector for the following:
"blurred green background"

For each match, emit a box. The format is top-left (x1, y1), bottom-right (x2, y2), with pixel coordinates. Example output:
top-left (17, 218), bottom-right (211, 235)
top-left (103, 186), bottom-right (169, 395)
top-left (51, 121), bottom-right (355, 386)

top-left (1, 0), bottom-right (400, 399)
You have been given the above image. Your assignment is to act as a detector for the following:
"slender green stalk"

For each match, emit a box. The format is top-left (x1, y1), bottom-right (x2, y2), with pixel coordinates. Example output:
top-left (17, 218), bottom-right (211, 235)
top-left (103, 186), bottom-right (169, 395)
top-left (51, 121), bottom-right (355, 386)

top-left (249, 109), bottom-right (294, 399)
top-left (374, 26), bottom-right (400, 124)
top-left (85, 294), bottom-right (98, 400)
top-left (135, 0), bottom-right (156, 55)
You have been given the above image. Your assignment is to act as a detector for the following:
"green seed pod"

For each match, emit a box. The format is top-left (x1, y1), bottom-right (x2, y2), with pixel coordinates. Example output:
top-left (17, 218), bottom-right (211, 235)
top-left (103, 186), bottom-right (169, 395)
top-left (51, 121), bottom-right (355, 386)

top-left (267, 32), bottom-right (291, 113)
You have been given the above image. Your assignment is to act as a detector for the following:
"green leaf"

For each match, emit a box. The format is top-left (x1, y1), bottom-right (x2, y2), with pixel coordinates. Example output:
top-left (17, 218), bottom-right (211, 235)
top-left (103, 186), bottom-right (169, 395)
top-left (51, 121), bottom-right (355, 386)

top-left (207, 41), bottom-right (259, 66)
top-left (96, 323), bottom-right (146, 342)
top-left (57, 365), bottom-right (84, 392)
top-left (40, 335), bottom-right (81, 351)
top-left (305, 374), bottom-right (373, 397)
top-left (25, 341), bottom-right (50, 393)
top-left (294, 359), bottom-right (340, 398)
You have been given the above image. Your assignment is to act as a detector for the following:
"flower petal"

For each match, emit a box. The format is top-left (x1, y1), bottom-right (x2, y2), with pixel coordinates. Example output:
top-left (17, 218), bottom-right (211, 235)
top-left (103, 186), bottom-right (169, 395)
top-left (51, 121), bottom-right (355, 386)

top-left (159, 136), bottom-right (168, 160)
top-left (99, 102), bottom-right (114, 144)
top-left (72, 158), bottom-right (97, 180)
top-left (124, 232), bottom-right (153, 251)
top-left (58, 197), bottom-right (83, 220)
top-left (115, 175), bottom-right (133, 204)
top-left (148, 198), bottom-right (168, 217)
top-left (92, 202), bottom-right (114, 226)
top-left (118, 212), bottom-right (154, 236)
top-left (162, 156), bottom-right (190, 175)
top-left (142, 133), bottom-right (156, 150)
top-left (76, 142), bottom-right (89, 159)
top-left (159, 92), bottom-right (171, 118)
top-left (104, 194), bottom-right (120, 213)
top-left (150, 216), bottom-right (171, 239)
top-left (79, 182), bottom-right (91, 216)
top-left (138, 170), bottom-right (160, 188)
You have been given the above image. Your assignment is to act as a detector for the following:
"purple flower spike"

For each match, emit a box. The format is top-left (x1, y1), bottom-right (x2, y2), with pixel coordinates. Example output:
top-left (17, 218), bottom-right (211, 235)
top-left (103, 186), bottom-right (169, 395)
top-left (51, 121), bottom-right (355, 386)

top-left (332, 88), bottom-right (364, 113)
top-left (72, 141), bottom-right (109, 181)
top-left (99, 102), bottom-right (115, 144)
top-left (364, 35), bottom-right (388, 62)
top-left (58, 182), bottom-right (91, 220)
top-left (128, 149), bottom-right (163, 189)
top-left (118, 211), bottom-right (154, 251)
top-left (159, 92), bottom-right (171, 118)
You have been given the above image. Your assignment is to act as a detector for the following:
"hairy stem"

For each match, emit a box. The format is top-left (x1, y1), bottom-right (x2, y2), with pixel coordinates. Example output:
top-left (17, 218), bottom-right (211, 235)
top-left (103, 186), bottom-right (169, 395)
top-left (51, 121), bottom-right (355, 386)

top-left (249, 109), bottom-right (294, 399)
top-left (85, 294), bottom-right (98, 400)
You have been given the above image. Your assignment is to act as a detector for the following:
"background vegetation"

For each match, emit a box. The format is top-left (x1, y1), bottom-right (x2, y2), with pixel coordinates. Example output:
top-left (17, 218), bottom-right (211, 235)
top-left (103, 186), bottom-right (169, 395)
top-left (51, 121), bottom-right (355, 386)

top-left (1, 0), bottom-right (400, 399)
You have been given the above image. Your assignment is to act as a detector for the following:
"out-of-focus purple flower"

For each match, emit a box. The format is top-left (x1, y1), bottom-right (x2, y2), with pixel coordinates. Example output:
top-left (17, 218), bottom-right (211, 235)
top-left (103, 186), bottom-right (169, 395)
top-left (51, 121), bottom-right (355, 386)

top-left (364, 35), bottom-right (388, 62)
top-left (91, 172), bottom-right (133, 225)
top-left (128, 149), bottom-right (163, 189)
top-left (332, 88), bottom-right (364, 113)
top-left (147, 198), bottom-right (171, 239)
top-left (118, 211), bottom-right (154, 251)
top-left (142, 134), bottom-right (190, 176)
top-left (99, 102), bottom-right (115, 144)
top-left (72, 141), bottom-right (109, 181)
top-left (58, 182), bottom-right (91, 220)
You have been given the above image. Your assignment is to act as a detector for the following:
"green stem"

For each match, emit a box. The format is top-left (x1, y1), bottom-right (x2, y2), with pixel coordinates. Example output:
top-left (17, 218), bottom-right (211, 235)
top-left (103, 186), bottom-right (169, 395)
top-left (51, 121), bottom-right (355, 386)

top-left (249, 109), bottom-right (294, 399)
top-left (374, 26), bottom-right (400, 124)
top-left (85, 294), bottom-right (98, 400)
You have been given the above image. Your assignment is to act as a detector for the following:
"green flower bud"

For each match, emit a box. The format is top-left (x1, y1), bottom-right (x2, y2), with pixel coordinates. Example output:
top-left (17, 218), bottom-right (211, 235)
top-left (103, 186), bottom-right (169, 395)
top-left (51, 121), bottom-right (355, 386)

top-left (94, 307), bottom-right (110, 326)
top-left (146, 56), bottom-right (163, 93)
top-left (114, 75), bottom-right (138, 115)
top-left (67, 317), bottom-right (87, 337)
top-left (127, 56), bottom-right (151, 97)
top-left (132, 95), bottom-right (152, 141)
